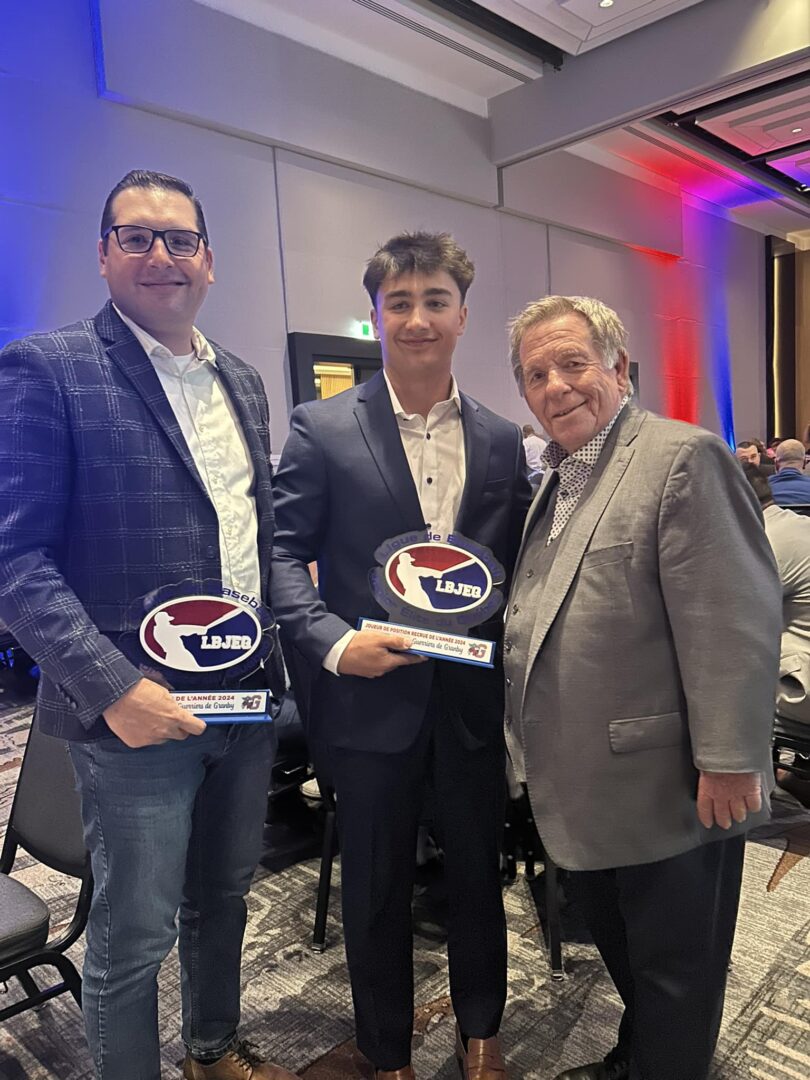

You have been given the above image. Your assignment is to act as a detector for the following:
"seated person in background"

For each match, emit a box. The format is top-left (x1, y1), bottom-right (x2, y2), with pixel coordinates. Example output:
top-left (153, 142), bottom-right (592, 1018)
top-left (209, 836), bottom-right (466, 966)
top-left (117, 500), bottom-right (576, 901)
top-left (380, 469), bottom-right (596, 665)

top-left (744, 464), bottom-right (810, 727)
top-left (522, 424), bottom-right (547, 487)
top-left (522, 424), bottom-right (547, 469)
top-left (736, 439), bottom-right (775, 476)
top-left (769, 439), bottom-right (810, 505)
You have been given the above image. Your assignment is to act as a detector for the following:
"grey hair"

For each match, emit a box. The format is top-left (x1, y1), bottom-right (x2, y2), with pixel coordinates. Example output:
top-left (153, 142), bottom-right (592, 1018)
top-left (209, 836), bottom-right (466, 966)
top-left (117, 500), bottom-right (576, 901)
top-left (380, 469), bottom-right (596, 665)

top-left (775, 438), bottom-right (806, 466)
top-left (508, 296), bottom-right (630, 396)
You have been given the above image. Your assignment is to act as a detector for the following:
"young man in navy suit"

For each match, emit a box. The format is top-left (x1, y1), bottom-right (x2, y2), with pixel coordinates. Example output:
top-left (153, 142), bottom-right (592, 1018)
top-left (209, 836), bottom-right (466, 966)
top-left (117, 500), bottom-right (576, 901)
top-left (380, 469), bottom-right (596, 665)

top-left (0, 171), bottom-right (296, 1080)
top-left (272, 233), bottom-right (532, 1079)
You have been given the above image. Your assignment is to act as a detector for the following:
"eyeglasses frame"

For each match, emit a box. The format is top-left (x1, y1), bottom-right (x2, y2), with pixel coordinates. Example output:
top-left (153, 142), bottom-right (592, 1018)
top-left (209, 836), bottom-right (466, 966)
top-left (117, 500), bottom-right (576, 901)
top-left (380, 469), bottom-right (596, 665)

top-left (102, 224), bottom-right (208, 258)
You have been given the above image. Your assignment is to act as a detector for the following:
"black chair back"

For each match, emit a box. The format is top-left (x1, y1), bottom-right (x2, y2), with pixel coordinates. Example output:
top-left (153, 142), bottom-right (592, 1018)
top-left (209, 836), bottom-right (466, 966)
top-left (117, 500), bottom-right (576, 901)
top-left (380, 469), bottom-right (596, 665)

top-left (4, 716), bottom-right (88, 879)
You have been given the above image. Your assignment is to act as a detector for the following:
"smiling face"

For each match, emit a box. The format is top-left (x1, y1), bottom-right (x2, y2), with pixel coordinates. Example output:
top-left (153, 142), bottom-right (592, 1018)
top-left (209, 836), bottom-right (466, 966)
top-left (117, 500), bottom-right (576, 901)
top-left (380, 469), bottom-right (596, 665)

top-left (370, 270), bottom-right (467, 382)
top-left (519, 312), bottom-right (630, 453)
top-left (98, 186), bottom-right (213, 354)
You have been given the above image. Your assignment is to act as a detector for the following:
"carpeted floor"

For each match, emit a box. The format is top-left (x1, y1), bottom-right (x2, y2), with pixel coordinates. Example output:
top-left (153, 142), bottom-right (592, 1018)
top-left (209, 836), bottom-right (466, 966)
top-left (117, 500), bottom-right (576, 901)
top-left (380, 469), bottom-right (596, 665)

top-left (1, 699), bottom-right (809, 1079)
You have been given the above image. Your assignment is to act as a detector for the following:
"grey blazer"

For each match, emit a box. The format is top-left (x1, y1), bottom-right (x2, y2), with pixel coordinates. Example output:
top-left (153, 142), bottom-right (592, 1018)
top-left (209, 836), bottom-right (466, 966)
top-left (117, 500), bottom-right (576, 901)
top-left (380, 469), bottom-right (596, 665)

top-left (507, 402), bottom-right (783, 871)
top-left (764, 504), bottom-right (810, 725)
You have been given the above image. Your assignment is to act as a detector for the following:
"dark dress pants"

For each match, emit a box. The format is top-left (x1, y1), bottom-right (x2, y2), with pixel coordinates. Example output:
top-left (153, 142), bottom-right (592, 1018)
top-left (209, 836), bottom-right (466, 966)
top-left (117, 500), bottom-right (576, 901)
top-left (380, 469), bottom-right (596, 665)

top-left (327, 677), bottom-right (507, 1071)
top-left (568, 835), bottom-right (745, 1080)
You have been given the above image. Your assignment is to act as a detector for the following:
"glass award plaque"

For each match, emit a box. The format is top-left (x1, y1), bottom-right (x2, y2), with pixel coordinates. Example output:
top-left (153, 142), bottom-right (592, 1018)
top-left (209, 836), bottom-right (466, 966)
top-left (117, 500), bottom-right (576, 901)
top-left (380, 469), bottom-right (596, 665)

top-left (362, 531), bottom-right (505, 669)
top-left (119, 581), bottom-right (277, 721)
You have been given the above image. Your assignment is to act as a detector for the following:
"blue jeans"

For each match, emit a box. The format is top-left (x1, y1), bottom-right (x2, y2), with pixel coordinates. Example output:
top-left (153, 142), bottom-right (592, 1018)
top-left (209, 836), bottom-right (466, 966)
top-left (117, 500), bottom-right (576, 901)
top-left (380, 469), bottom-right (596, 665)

top-left (69, 722), bottom-right (275, 1080)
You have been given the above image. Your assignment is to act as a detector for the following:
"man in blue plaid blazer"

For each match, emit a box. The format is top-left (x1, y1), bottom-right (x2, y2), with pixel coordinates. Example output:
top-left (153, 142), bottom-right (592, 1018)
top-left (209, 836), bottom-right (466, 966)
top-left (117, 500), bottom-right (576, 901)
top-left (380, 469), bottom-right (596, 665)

top-left (0, 171), bottom-right (297, 1080)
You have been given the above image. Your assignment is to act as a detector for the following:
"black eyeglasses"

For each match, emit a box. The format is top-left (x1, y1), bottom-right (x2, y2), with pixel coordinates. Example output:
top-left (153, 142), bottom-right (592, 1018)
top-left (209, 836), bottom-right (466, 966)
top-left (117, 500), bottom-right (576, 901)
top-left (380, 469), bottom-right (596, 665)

top-left (103, 225), bottom-right (207, 258)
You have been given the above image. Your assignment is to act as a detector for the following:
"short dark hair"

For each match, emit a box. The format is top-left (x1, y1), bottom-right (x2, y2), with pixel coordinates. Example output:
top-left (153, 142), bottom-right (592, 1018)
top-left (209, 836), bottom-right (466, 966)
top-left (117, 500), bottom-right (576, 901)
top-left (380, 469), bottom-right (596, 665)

top-left (362, 232), bottom-right (474, 306)
top-left (736, 440), bottom-right (757, 450)
top-left (100, 170), bottom-right (208, 248)
top-left (742, 462), bottom-right (774, 508)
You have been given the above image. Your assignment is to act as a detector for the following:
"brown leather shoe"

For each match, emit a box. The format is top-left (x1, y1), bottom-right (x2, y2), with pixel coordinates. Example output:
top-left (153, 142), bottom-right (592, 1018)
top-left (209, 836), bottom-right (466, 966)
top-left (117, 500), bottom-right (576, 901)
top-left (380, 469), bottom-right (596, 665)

top-left (375, 1070), bottom-right (416, 1079)
top-left (182, 1040), bottom-right (299, 1079)
top-left (455, 1026), bottom-right (507, 1079)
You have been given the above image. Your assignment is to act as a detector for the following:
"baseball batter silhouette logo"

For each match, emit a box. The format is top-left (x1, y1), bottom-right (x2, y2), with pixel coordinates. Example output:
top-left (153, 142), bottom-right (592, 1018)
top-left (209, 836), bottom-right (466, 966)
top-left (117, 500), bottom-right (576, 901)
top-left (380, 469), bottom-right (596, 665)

top-left (384, 543), bottom-right (492, 615)
top-left (140, 596), bottom-right (262, 673)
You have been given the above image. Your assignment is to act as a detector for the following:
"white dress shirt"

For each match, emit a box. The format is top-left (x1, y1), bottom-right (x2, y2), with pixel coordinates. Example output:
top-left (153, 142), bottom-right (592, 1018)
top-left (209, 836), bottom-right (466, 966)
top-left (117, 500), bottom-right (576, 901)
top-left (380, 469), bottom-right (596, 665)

top-left (114, 306), bottom-right (261, 598)
top-left (323, 371), bottom-right (467, 674)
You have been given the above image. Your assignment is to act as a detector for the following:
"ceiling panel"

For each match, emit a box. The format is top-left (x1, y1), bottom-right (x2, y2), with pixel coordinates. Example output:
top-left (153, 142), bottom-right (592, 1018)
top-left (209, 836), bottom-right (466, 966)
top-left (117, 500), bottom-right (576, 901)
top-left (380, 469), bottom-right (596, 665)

top-left (770, 150), bottom-right (810, 187)
top-left (657, 72), bottom-right (810, 212)
top-left (194, 0), bottom-right (541, 116)
top-left (573, 122), bottom-right (810, 234)
top-left (474, 0), bottom-right (707, 54)
top-left (699, 84), bottom-right (810, 155)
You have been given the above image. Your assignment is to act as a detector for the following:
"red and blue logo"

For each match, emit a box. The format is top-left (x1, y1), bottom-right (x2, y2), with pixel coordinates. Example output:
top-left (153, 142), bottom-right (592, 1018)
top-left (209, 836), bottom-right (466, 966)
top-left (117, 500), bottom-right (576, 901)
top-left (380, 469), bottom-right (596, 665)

top-left (384, 543), bottom-right (492, 616)
top-left (139, 595), bottom-right (262, 673)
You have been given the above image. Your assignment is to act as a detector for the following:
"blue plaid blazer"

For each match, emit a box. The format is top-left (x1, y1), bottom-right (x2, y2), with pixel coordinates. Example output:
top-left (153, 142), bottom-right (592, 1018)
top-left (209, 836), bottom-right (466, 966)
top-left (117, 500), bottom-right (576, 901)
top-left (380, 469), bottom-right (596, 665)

top-left (0, 302), bottom-right (276, 740)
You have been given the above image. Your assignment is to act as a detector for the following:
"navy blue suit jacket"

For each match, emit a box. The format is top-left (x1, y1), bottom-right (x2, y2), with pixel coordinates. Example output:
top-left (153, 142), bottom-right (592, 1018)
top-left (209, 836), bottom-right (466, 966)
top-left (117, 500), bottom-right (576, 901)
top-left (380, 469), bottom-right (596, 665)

top-left (271, 369), bottom-right (532, 754)
top-left (0, 302), bottom-right (277, 740)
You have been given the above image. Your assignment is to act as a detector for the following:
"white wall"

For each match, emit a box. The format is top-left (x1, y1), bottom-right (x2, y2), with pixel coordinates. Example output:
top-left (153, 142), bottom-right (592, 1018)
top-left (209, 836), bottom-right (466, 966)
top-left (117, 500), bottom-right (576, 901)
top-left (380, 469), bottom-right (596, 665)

top-left (1, 2), bottom-right (291, 443)
top-left (96, 0), bottom-right (496, 206)
top-left (502, 150), bottom-right (683, 258)
top-left (1, 0), bottom-right (768, 446)
top-left (274, 151), bottom-right (548, 423)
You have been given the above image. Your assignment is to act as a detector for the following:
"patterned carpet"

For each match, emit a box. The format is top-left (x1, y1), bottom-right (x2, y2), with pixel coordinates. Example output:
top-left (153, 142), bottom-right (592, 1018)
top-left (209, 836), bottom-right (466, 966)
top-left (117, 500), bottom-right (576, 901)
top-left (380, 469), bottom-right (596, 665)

top-left (1, 699), bottom-right (809, 1079)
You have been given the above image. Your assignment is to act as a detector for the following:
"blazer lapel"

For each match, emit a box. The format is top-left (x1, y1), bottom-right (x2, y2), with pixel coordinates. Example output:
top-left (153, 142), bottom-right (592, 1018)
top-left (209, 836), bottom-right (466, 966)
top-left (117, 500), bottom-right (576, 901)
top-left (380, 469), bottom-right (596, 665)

top-left (354, 370), bottom-right (425, 533)
top-left (454, 394), bottom-right (490, 537)
top-left (95, 303), bottom-right (209, 499)
top-left (519, 404), bottom-right (645, 710)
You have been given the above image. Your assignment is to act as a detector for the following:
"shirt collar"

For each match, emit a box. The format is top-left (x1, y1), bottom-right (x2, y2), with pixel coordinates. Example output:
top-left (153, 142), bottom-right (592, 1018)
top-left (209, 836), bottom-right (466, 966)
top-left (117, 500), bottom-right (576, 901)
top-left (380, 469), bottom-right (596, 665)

top-left (542, 393), bottom-right (631, 472)
top-left (113, 304), bottom-right (217, 367)
top-left (383, 369), bottom-right (461, 420)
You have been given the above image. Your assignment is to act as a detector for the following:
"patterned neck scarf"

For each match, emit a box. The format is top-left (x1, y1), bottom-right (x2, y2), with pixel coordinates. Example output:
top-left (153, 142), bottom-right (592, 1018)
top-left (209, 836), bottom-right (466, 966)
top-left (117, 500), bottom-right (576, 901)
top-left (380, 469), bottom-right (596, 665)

top-left (540, 395), bottom-right (630, 542)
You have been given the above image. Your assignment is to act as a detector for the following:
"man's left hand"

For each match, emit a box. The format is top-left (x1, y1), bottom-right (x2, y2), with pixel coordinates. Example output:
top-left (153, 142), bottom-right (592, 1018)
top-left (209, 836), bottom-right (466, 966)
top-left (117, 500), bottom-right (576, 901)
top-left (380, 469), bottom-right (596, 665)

top-left (696, 771), bottom-right (763, 830)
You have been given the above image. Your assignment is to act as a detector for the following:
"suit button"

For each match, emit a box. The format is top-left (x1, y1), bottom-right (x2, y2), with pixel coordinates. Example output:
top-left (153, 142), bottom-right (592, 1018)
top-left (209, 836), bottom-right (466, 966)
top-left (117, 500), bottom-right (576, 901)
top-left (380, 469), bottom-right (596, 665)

top-left (512, 604), bottom-right (520, 615)
top-left (505, 714), bottom-right (512, 727)
top-left (526, 569), bottom-right (534, 578)
top-left (505, 677), bottom-right (512, 687)
top-left (504, 639), bottom-right (512, 653)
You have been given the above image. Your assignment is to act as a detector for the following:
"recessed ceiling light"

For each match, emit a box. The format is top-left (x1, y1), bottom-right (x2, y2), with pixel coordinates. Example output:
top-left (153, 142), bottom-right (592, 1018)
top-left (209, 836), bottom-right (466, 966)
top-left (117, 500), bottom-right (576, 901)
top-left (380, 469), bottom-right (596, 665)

top-left (792, 127), bottom-right (803, 134)
top-left (599, 0), bottom-right (615, 7)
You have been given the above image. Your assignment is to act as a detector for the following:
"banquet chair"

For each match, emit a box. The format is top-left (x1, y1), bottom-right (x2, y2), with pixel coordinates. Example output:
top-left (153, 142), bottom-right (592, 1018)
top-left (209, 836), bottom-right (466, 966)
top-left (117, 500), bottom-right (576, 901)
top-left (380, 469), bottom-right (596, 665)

top-left (0, 717), bottom-right (91, 1021)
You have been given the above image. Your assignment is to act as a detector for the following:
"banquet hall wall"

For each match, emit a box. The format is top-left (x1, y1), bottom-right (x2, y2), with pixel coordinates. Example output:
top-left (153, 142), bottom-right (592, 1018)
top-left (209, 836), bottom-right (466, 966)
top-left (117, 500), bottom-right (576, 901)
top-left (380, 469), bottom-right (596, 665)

top-left (1, 0), bottom-right (774, 443)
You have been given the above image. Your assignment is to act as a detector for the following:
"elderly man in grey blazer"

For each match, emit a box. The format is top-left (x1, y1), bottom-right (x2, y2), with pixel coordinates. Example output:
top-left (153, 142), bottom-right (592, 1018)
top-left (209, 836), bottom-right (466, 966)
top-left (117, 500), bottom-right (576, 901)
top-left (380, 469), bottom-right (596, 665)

top-left (503, 296), bottom-right (781, 1080)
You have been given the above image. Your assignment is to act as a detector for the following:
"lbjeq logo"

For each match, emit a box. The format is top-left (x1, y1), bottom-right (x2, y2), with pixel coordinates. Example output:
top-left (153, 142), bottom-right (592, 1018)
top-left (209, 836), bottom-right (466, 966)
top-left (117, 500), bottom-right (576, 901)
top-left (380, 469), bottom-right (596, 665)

top-left (364, 532), bottom-right (505, 667)
top-left (140, 595), bottom-right (262, 673)
top-left (370, 531), bottom-right (505, 633)
top-left (384, 543), bottom-right (493, 616)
